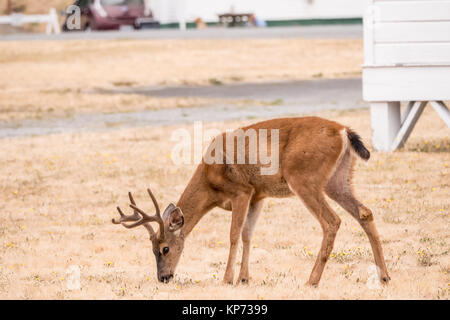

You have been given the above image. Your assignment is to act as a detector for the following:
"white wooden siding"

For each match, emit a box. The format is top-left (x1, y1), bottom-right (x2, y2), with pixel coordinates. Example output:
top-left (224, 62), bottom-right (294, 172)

top-left (374, 22), bottom-right (450, 43)
top-left (363, 66), bottom-right (450, 101)
top-left (373, 1), bottom-right (450, 22)
top-left (363, 0), bottom-right (450, 101)
top-left (374, 43), bottom-right (450, 65)
top-left (365, 0), bottom-right (450, 64)
top-left (366, 1), bottom-right (450, 152)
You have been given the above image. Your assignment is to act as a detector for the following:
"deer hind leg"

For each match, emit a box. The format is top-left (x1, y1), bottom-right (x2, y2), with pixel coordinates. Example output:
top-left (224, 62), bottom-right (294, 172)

top-left (223, 191), bottom-right (254, 285)
top-left (325, 149), bottom-right (390, 284)
top-left (286, 175), bottom-right (341, 286)
top-left (238, 199), bottom-right (264, 284)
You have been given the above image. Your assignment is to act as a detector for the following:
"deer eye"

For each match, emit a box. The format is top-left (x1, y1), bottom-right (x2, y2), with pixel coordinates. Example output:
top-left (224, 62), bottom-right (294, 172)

top-left (162, 247), bottom-right (170, 255)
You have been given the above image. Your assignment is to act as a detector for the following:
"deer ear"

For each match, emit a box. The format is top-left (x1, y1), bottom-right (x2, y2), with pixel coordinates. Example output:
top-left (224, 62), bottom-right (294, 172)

top-left (162, 203), bottom-right (176, 220)
top-left (168, 207), bottom-right (184, 232)
top-left (162, 204), bottom-right (184, 231)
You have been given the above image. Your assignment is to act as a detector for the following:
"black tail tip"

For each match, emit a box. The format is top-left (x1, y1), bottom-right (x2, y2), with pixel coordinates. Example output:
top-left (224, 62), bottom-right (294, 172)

top-left (347, 129), bottom-right (370, 160)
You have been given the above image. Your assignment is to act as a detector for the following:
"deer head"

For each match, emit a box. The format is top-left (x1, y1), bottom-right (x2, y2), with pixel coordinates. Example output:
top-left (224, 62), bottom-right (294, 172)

top-left (112, 188), bottom-right (185, 283)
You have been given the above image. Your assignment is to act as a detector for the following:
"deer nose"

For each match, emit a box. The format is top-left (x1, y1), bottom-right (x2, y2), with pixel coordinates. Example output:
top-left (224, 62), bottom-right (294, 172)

top-left (160, 274), bottom-right (173, 283)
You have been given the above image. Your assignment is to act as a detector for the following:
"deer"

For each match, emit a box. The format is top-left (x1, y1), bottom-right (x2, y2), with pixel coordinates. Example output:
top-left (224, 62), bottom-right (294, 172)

top-left (112, 116), bottom-right (390, 286)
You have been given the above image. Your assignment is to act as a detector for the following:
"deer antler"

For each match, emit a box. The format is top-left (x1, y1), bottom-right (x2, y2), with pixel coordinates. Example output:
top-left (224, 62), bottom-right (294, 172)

top-left (112, 192), bottom-right (141, 225)
top-left (113, 188), bottom-right (165, 242)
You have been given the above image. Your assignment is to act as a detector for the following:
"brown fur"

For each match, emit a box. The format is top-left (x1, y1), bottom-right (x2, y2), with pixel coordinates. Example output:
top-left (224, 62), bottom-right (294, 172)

top-left (118, 117), bottom-right (390, 285)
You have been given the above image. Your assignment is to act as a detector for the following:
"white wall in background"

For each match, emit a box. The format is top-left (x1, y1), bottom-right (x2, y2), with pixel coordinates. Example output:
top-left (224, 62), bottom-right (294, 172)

top-left (148, 0), bottom-right (371, 24)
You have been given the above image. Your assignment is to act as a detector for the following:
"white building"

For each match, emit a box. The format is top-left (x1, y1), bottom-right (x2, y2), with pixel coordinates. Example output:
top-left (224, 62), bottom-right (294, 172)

top-left (147, 0), bottom-right (371, 25)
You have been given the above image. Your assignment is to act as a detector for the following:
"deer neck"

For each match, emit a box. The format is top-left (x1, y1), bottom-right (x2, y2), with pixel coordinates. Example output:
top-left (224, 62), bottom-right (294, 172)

top-left (176, 164), bottom-right (216, 237)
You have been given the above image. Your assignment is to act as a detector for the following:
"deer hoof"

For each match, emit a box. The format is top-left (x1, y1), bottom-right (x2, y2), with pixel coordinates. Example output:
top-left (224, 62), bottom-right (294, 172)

top-left (238, 278), bottom-right (249, 284)
top-left (223, 278), bottom-right (234, 285)
top-left (305, 280), bottom-right (319, 288)
top-left (380, 275), bottom-right (391, 285)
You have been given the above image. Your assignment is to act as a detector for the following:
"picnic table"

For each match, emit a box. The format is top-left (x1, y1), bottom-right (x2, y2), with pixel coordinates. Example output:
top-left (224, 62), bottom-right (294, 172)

top-left (218, 13), bottom-right (254, 27)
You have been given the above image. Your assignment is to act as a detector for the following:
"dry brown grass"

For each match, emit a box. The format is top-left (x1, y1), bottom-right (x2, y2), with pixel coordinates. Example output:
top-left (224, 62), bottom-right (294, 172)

top-left (0, 0), bottom-right (73, 14)
top-left (0, 38), bottom-right (362, 121)
top-left (0, 107), bottom-right (448, 300)
top-left (0, 89), bottom-right (256, 121)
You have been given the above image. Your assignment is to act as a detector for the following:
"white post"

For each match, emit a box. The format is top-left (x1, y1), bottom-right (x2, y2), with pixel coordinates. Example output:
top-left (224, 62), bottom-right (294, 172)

top-left (46, 8), bottom-right (60, 34)
top-left (370, 102), bottom-right (401, 151)
top-left (390, 101), bottom-right (427, 151)
top-left (178, 0), bottom-right (186, 30)
top-left (363, 1), bottom-right (375, 66)
top-left (401, 101), bottom-right (414, 124)
top-left (0, 8), bottom-right (60, 34)
top-left (430, 101), bottom-right (450, 128)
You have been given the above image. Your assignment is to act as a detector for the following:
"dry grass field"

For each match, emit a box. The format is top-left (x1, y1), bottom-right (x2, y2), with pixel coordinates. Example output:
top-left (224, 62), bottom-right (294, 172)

top-left (0, 35), bottom-right (448, 299)
top-left (0, 38), bottom-right (362, 121)
top-left (0, 107), bottom-right (448, 300)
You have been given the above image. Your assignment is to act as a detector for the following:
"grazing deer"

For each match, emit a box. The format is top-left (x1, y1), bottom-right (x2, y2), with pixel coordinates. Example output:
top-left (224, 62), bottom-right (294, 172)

top-left (113, 117), bottom-right (390, 286)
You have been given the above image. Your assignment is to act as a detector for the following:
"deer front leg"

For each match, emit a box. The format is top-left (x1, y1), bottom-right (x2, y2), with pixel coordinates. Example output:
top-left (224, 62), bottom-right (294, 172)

top-left (238, 200), bottom-right (264, 284)
top-left (223, 193), bottom-right (253, 285)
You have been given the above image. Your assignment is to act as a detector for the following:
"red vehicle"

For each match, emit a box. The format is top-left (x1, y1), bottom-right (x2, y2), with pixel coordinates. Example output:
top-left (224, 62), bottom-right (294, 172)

top-left (63, 0), bottom-right (159, 31)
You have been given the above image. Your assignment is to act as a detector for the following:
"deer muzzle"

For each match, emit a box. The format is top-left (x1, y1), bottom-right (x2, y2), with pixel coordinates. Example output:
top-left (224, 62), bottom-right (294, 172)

top-left (159, 274), bottom-right (174, 283)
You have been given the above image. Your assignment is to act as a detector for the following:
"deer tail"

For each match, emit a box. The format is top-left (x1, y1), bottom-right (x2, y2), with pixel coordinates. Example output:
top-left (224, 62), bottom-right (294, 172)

top-left (346, 129), bottom-right (370, 161)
